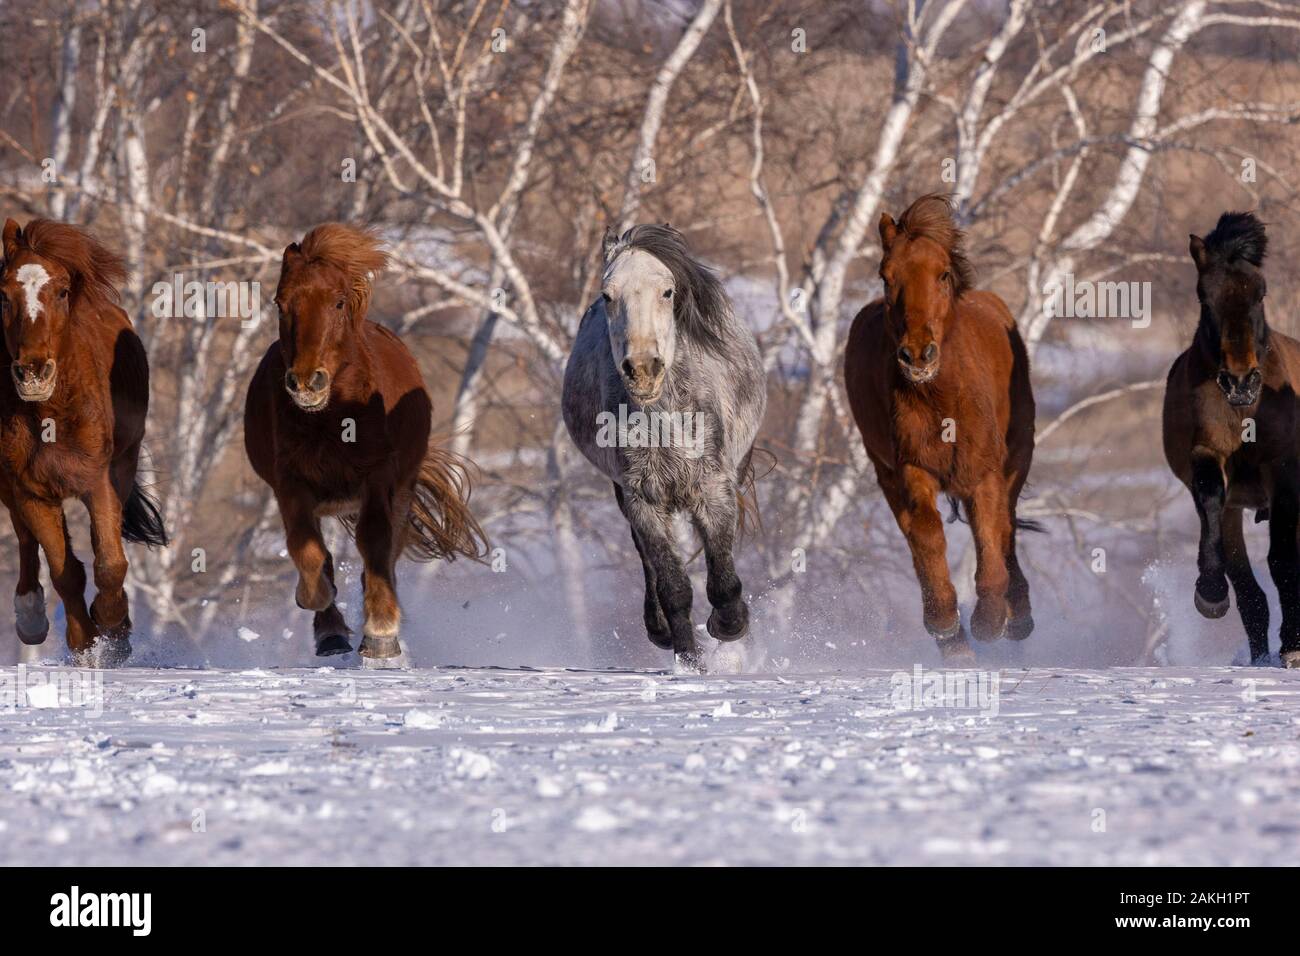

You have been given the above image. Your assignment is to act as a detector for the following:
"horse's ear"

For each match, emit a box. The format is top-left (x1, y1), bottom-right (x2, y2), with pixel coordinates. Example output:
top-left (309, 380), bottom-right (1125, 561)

top-left (602, 227), bottom-right (619, 265)
top-left (1189, 234), bottom-right (1209, 271)
top-left (2, 219), bottom-right (21, 260)
top-left (879, 213), bottom-right (898, 251)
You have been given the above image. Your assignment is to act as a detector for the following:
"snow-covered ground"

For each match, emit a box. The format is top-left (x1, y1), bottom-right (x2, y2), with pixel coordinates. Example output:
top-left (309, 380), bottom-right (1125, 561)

top-left (2, 662), bottom-right (1297, 865)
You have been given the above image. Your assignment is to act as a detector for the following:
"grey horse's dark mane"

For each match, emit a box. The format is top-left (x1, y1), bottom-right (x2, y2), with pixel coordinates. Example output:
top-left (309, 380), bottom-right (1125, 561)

top-left (608, 224), bottom-right (732, 354)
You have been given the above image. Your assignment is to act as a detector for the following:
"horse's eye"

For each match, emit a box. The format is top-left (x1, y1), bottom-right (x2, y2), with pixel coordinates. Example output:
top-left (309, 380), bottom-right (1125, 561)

top-left (601, 292), bottom-right (612, 304)
top-left (663, 289), bottom-right (673, 299)
top-left (59, 288), bottom-right (68, 299)
top-left (940, 271), bottom-right (951, 284)
top-left (335, 299), bottom-right (344, 310)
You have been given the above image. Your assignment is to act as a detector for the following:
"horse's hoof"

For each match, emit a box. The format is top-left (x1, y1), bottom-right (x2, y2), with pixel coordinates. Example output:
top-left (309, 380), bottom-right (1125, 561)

top-left (15, 589), bottom-right (48, 645)
top-left (646, 627), bottom-right (673, 650)
top-left (706, 604), bottom-right (749, 642)
top-left (969, 604), bottom-right (1008, 642)
top-left (315, 633), bottom-right (353, 657)
top-left (1006, 613), bottom-right (1035, 641)
top-left (358, 634), bottom-right (402, 659)
top-left (925, 614), bottom-right (961, 640)
top-left (1281, 648), bottom-right (1300, 669)
top-left (1194, 588), bottom-right (1230, 619)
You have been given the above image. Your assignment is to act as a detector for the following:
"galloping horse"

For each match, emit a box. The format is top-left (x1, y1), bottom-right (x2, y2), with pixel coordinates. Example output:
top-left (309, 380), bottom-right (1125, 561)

top-left (245, 224), bottom-right (487, 661)
top-left (563, 225), bottom-right (766, 672)
top-left (1164, 212), bottom-right (1300, 668)
top-left (845, 194), bottom-right (1038, 660)
top-left (0, 218), bottom-right (166, 665)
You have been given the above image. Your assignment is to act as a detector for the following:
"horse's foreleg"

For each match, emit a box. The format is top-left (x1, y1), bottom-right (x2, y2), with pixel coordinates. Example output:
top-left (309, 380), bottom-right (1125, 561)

top-left (16, 497), bottom-right (95, 657)
top-left (880, 465), bottom-right (961, 645)
top-left (83, 473), bottom-right (131, 642)
top-left (966, 474), bottom-right (1011, 642)
top-left (689, 478), bottom-right (747, 643)
top-left (1222, 506), bottom-right (1269, 663)
top-left (614, 485), bottom-right (670, 649)
top-left (1190, 450), bottom-right (1230, 618)
top-left (622, 492), bottom-right (700, 670)
top-left (355, 489), bottom-right (403, 660)
top-left (9, 509), bottom-right (47, 645)
top-left (1267, 462), bottom-right (1300, 666)
top-left (312, 550), bottom-right (353, 656)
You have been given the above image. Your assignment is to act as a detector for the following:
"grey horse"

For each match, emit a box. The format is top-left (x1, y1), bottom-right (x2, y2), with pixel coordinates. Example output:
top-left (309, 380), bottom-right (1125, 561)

top-left (562, 225), bottom-right (766, 671)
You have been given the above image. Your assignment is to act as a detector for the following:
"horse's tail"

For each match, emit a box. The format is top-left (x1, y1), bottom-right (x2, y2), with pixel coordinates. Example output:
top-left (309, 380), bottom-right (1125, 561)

top-left (403, 441), bottom-right (490, 562)
top-left (736, 445), bottom-right (775, 539)
top-left (945, 495), bottom-right (1046, 534)
top-left (122, 481), bottom-right (169, 547)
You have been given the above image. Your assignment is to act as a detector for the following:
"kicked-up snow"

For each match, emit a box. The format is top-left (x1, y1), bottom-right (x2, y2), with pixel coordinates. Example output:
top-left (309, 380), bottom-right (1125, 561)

top-left (0, 663), bottom-right (1297, 865)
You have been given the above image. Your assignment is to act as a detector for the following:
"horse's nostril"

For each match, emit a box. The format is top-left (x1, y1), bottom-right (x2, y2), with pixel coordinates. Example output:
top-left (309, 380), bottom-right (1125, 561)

top-left (898, 347), bottom-right (914, 366)
top-left (649, 357), bottom-right (664, 378)
top-left (621, 358), bottom-right (636, 379)
top-left (308, 370), bottom-right (328, 391)
top-left (922, 343), bottom-right (938, 363)
top-left (285, 371), bottom-right (300, 391)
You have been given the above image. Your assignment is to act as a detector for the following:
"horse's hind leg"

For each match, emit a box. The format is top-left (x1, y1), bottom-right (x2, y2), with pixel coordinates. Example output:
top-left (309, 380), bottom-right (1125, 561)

top-left (966, 474), bottom-right (1011, 641)
top-left (1267, 465), bottom-right (1300, 667)
top-left (9, 510), bottom-right (48, 645)
top-left (688, 475), bottom-right (748, 643)
top-left (621, 490), bottom-right (701, 670)
top-left (1005, 468), bottom-right (1033, 641)
top-left (1222, 506), bottom-right (1269, 663)
top-left (614, 485), bottom-right (670, 649)
top-left (355, 487), bottom-right (404, 660)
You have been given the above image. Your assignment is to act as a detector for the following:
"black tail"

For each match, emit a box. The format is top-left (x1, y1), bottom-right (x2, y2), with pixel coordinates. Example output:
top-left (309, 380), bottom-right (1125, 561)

top-left (122, 482), bottom-right (168, 547)
top-left (945, 495), bottom-right (1046, 534)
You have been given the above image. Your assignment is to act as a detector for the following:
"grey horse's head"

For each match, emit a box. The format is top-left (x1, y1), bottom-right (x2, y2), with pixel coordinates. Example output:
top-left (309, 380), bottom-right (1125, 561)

top-left (600, 224), bottom-right (729, 405)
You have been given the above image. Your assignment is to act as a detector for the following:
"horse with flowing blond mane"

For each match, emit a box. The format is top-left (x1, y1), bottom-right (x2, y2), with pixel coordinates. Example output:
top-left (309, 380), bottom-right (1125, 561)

top-left (0, 218), bottom-right (166, 666)
top-left (245, 223), bottom-right (487, 662)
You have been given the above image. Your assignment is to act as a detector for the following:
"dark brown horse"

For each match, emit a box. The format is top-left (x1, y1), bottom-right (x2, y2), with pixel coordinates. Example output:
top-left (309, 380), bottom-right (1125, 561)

top-left (844, 195), bottom-right (1038, 660)
top-left (245, 223), bottom-right (487, 661)
top-left (0, 218), bottom-right (166, 665)
top-left (1164, 211), bottom-right (1300, 668)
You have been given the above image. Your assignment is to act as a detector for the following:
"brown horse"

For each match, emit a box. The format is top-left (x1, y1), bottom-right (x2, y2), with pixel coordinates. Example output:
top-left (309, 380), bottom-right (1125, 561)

top-left (1163, 211), bottom-right (1300, 668)
top-left (844, 194), bottom-right (1038, 660)
top-left (0, 218), bottom-right (166, 665)
top-left (245, 223), bottom-right (487, 661)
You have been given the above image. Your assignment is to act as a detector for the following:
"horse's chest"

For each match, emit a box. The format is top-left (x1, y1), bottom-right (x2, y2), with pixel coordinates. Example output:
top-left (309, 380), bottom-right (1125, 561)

top-left (623, 445), bottom-right (710, 509)
top-left (893, 402), bottom-right (958, 478)
top-left (0, 414), bottom-right (105, 499)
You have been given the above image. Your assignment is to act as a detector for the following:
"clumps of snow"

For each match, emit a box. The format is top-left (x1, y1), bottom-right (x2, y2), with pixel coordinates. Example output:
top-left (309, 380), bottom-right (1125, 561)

top-left (402, 709), bottom-right (443, 729)
top-left (573, 806), bottom-right (620, 832)
top-left (450, 748), bottom-right (492, 780)
top-left (237, 627), bottom-right (260, 643)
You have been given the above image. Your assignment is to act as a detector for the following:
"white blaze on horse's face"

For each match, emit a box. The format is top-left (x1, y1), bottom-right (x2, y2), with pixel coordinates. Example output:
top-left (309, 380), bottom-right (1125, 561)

top-left (16, 264), bottom-right (50, 322)
top-left (603, 248), bottom-right (675, 404)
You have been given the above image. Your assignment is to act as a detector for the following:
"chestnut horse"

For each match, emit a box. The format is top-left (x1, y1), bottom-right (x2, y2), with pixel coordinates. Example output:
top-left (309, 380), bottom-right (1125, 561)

top-left (1164, 212), bottom-right (1300, 668)
top-left (245, 223), bottom-right (487, 662)
top-left (845, 195), bottom-right (1038, 660)
top-left (0, 218), bottom-right (166, 665)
